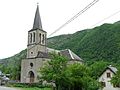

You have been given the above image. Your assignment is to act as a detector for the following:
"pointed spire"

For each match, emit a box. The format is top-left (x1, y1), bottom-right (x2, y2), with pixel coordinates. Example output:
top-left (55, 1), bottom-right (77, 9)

top-left (33, 4), bottom-right (42, 29)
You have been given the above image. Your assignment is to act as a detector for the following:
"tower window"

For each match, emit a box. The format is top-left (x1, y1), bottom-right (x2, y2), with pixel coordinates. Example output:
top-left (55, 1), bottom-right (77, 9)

top-left (31, 52), bottom-right (33, 54)
top-left (39, 33), bottom-right (41, 43)
top-left (30, 33), bottom-right (32, 43)
top-left (33, 32), bottom-right (36, 42)
top-left (30, 63), bottom-right (33, 67)
top-left (42, 34), bottom-right (45, 44)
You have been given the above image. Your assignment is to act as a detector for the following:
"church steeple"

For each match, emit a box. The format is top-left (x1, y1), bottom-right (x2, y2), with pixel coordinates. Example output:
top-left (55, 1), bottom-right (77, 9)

top-left (27, 4), bottom-right (47, 58)
top-left (33, 4), bottom-right (42, 30)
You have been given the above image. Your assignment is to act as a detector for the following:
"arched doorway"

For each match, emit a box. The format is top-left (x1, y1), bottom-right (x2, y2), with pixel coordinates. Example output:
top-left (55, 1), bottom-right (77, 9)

top-left (28, 71), bottom-right (35, 83)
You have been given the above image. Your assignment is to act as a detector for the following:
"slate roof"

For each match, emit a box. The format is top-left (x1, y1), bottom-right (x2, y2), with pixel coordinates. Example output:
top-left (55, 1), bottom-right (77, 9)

top-left (107, 66), bottom-right (118, 74)
top-left (37, 51), bottom-right (49, 58)
top-left (99, 65), bottom-right (118, 77)
top-left (33, 5), bottom-right (42, 30)
top-left (60, 49), bottom-right (83, 61)
top-left (37, 48), bottom-right (83, 61)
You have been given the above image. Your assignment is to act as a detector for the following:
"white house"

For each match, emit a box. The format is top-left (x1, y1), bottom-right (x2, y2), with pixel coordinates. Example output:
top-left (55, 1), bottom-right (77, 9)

top-left (99, 66), bottom-right (120, 90)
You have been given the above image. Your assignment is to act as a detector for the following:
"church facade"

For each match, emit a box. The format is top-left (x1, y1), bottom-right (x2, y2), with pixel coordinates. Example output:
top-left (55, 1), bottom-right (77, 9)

top-left (21, 5), bottom-right (83, 83)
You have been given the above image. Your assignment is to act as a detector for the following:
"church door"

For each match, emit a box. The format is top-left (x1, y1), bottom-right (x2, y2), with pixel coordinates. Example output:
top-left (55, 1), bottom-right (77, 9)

top-left (28, 71), bottom-right (35, 83)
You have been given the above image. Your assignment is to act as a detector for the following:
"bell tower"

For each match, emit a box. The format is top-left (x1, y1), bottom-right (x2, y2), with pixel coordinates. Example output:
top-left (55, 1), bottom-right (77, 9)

top-left (27, 5), bottom-right (47, 58)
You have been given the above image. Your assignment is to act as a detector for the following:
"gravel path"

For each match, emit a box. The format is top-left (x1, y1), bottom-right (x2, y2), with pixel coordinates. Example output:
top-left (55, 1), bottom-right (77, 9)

top-left (0, 86), bottom-right (20, 90)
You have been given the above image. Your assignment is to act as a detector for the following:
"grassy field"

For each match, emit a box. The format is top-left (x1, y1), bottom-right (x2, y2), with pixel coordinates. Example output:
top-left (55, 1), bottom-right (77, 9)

top-left (20, 87), bottom-right (51, 90)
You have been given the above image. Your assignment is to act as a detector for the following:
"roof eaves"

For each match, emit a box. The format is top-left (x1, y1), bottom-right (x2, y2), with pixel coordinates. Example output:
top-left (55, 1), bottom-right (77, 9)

top-left (68, 49), bottom-right (74, 60)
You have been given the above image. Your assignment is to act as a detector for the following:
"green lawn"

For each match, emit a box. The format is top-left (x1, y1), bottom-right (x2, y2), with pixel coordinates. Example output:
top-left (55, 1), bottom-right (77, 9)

top-left (20, 87), bottom-right (51, 90)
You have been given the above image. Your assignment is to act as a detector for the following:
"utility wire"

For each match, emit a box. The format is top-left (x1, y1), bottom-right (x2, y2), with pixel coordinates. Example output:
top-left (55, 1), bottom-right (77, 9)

top-left (48, 0), bottom-right (99, 37)
top-left (28, 1), bottom-right (120, 52)
top-left (47, 9), bottom-right (120, 51)
top-left (28, 0), bottom-right (99, 50)
top-left (90, 9), bottom-right (120, 28)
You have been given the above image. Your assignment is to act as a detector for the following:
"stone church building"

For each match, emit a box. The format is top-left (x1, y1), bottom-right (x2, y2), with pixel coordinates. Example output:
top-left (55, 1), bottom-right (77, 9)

top-left (21, 5), bottom-right (83, 83)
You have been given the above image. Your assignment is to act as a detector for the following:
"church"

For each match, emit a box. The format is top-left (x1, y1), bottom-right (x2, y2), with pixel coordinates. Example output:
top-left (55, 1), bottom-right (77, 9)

top-left (21, 5), bottom-right (83, 83)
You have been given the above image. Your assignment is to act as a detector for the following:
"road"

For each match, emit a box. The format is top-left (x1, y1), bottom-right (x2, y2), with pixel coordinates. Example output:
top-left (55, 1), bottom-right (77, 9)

top-left (0, 86), bottom-right (20, 90)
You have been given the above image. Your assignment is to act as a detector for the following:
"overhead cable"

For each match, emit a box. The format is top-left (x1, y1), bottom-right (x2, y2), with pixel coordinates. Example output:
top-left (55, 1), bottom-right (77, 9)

top-left (48, 0), bottom-right (99, 37)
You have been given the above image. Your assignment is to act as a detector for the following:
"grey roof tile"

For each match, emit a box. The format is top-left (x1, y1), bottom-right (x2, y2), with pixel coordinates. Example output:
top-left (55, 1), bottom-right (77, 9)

top-left (60, 49), bottom-right (83, 61)
top-left (37, 51), bottom-right (49, 58)
top-left (33, 5), bottom-right (42, 30)
top-left (99, 66), bottom-right (118, 77)
top-left (107, 66), bottom-right (118, 74)
top-left (37, 48), bottom-right (83, 61)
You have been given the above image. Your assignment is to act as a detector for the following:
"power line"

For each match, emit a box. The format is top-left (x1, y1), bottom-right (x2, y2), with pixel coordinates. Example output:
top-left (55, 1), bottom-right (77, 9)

top-left (90, 9), bottom-right (120, 28)
top-left (48, 0), bottom-right (99, 37)
top-left (28, 0), bottom-right (99, 50)
top-left (47, 3), bottom-right (120, 52)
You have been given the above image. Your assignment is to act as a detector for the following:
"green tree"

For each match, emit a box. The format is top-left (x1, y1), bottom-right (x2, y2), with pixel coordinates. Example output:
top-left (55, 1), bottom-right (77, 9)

top-left (66, 63), bottom-right (99, 90)
top-left (89, 61), bottom-right (109, 79)
top-left (111, 69), bottom-right (120, 87)
top-left (40, 53), bottom-right (68, 90)
top-left (40, 53), bottom-right (99, 90)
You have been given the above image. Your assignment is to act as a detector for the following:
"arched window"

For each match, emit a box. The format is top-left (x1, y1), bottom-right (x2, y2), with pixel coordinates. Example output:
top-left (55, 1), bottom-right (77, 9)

top-left (30, 33), bottom-right (32, 43)
top-left (42, 34), bottom-right (45, 44)
top-left (33, 32), bottom-right (35, 42)
top-left (39, 33), bottom-right (41, 43)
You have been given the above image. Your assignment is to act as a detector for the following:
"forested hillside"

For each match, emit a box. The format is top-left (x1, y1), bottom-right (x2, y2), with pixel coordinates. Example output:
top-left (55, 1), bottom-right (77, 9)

top-left (0, 49), bottom-right (26, 80)
top-left (1, 21), bottom-right (120, 79)
top-left (48, 21), bottom-right (120, 63)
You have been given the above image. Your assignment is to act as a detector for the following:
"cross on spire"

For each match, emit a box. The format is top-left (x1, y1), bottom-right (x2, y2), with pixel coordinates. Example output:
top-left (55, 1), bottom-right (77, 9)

top-left (37, 2), bottom-right (39, 5)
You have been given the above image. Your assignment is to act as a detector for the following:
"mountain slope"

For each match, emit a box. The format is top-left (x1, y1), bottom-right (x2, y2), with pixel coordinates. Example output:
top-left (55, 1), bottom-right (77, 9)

top-left (0, 21), bottom-right (120, 78)
top-left (0, 49), bottom-right (26, 80)
top-left (48, 21), bottom-right (120, 63)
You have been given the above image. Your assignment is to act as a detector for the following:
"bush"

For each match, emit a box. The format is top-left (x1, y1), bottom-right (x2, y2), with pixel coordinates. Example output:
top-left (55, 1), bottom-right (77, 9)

top-left (7, 82), bottom-right (47, 88)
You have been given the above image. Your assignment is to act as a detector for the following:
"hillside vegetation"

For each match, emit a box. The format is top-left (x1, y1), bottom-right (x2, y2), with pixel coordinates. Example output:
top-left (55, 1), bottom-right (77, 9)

top-left (48, 21), bottom-right (120, 63)
top-left (0, 49), bottom-right (26, 80)
top-left (0, 21), bottom-right (120, 79)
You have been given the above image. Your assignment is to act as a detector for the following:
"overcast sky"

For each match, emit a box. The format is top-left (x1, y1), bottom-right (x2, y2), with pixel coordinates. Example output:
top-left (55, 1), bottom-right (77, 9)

top-left (0, 0), bottom-right (120, 59)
